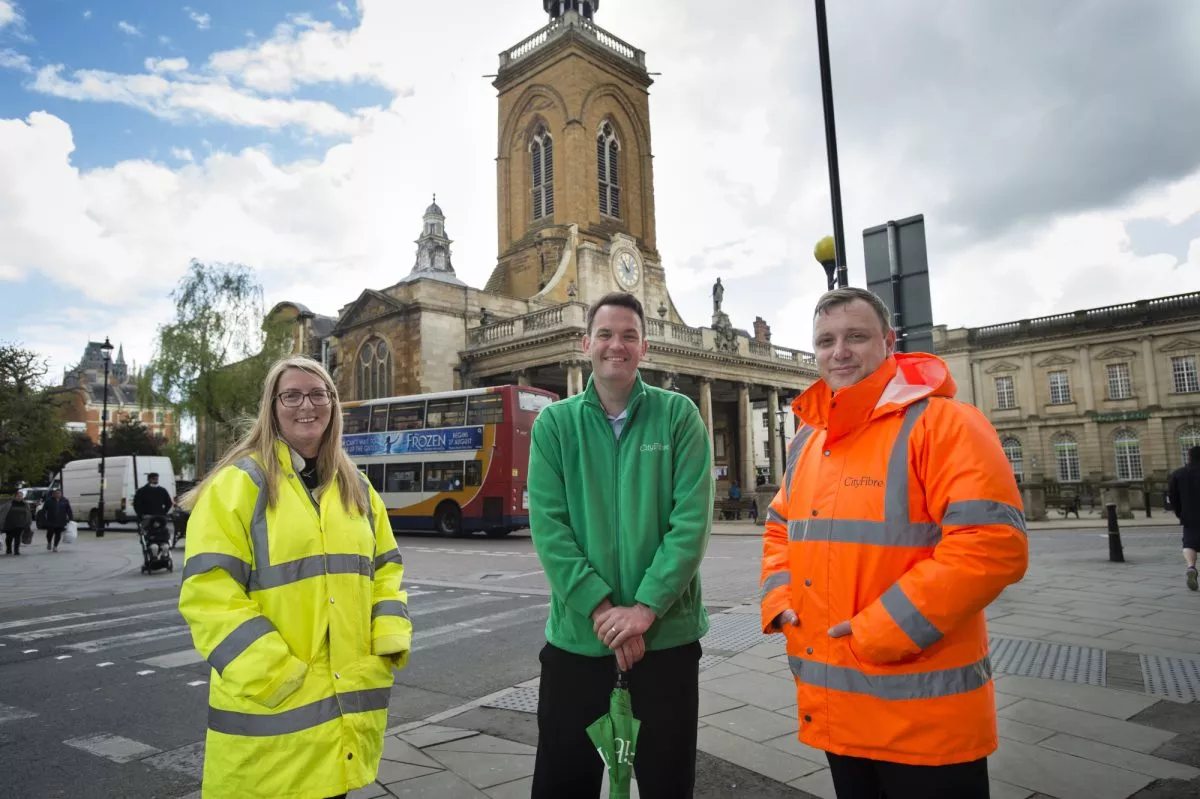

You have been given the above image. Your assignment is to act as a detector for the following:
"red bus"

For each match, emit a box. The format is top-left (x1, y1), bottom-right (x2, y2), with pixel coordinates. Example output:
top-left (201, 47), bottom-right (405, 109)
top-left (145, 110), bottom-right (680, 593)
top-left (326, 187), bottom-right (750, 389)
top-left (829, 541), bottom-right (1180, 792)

top-left (341, 385), bottom-right (558, 537)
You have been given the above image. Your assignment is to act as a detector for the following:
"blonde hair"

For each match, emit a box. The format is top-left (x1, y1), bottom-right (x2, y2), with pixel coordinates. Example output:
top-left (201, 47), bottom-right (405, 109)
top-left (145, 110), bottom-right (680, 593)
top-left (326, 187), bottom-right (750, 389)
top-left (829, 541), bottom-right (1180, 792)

top-left (180, 355), bottom-right (370, 518)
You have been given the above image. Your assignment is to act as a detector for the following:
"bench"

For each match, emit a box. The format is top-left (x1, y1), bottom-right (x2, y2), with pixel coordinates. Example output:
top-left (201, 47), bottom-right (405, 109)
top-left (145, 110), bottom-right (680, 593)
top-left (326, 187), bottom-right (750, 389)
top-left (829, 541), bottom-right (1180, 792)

top-left (715, 498), bottom-right (757, 521)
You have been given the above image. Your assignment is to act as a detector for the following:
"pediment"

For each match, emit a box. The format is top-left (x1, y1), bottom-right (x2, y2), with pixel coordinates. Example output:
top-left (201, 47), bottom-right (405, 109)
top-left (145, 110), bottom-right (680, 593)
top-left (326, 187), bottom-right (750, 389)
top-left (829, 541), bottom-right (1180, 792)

top-left (332, 290), bottom-right (406, 333)
top-left (1036, 353), bottom-right (1076, 367)
top-left (1160, 338), bottom-right (1200, 353)
top-left (984, 361), bottom-right (1020, 374)
top-left (1094, 347), bottom-right (1137, 361)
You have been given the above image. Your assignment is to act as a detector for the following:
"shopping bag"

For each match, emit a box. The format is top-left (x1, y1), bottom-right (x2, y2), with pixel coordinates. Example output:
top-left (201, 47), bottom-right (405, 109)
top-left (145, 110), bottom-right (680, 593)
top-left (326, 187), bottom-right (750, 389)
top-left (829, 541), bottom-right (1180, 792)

top-left (63, 520), bottom-right (78, 544)
top-left (21, 527), bottom-right (33, 545)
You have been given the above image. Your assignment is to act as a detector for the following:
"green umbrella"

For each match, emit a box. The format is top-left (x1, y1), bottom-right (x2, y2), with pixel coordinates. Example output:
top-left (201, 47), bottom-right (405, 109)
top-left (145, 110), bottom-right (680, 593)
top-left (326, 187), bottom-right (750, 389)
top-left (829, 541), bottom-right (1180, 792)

top-left (587, 670), bottom-right (641, 799)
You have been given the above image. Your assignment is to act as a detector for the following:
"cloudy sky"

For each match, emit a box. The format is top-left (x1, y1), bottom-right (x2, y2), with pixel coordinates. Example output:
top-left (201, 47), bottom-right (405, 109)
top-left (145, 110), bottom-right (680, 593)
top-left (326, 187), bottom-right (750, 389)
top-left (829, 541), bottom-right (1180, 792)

top-left (1, 0), bottom-right (1198, 388)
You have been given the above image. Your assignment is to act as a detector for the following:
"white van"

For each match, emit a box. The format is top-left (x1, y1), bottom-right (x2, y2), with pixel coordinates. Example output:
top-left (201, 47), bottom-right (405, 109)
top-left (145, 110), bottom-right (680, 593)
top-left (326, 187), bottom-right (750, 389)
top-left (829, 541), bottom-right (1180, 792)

top-left (54, 456), bottom-right (177, 530)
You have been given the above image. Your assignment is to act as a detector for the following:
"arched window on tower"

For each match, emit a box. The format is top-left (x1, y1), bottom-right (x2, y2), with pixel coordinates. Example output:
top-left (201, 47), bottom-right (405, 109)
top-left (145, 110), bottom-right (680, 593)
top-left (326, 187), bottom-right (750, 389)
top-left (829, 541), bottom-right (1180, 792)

top-left (530, 124), bottom-right (554, 221)
top-left (1001, 437), bottom-right (1023, 483)
top-left (357, 337), bottom-right (393, 401)
top-left (597, 121), bottom-right (621, 218)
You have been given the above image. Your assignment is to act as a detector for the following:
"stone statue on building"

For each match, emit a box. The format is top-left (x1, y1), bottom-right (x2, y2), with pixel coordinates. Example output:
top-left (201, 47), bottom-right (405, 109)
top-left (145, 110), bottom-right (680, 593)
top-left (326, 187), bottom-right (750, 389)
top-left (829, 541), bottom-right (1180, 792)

top-left (479, 307), bottom-right (492, 326)
top-left (712, 277), bottom-right (724, 315)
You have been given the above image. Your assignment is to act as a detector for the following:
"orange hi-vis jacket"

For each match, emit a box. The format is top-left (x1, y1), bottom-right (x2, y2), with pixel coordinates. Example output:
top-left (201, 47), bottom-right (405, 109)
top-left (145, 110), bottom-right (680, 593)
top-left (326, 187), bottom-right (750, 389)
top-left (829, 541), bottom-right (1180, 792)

top-left (760, 353), bottom-right (1028, 766)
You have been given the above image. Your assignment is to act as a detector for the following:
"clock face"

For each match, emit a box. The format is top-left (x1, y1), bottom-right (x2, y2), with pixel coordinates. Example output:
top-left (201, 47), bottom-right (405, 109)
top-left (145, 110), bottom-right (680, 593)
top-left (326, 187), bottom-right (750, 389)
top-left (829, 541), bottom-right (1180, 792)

top-left (616, 251), bottom-right (640, 287)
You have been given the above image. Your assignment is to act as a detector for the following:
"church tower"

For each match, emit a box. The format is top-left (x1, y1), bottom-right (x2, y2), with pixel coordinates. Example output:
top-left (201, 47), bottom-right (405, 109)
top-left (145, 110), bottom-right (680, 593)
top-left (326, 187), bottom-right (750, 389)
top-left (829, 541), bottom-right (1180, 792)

top-left (485, 0), bottom-right (677, 319)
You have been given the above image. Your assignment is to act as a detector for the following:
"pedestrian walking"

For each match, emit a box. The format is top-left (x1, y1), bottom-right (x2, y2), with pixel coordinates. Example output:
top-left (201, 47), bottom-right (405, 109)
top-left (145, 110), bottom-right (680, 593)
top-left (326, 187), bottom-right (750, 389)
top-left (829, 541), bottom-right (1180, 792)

top-left (1, 488), bottom-right (32, 556)
top-left (1167, 445), bottom-right (1200, 591)
top-left (527, 291), bottom-right (715, 799)
top-left (177, 355), bottom-right (412, 799)
top-left (760, 287), bottom-right (1029, 799)
top-left (37, 488), bottom-right (73, 552)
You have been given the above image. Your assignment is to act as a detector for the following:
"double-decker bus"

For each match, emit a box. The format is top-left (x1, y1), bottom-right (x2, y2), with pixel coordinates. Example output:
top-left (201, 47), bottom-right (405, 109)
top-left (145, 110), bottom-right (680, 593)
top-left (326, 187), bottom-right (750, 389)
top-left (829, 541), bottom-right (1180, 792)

top-left (341, 385), bottom-right (558, 537)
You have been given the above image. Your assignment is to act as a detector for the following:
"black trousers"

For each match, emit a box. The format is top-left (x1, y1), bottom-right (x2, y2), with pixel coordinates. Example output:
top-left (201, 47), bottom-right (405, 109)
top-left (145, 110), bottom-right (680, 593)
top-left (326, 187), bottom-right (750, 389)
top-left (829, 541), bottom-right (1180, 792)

top-left (4, 530), bottom-right (20, 555)
top-left (46, 527), bottom-right (63, 548)
top-left (826, 752), bottom-right (990, 799)
top-left (531, 640), bottom-right (701, 799)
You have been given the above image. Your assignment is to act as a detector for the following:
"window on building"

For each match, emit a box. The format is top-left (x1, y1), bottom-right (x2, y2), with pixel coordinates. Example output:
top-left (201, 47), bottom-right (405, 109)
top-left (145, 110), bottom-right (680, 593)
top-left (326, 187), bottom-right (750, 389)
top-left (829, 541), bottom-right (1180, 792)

top-left (1106, 362), bottom-right (1133, 400)
top-left (1179, 425), bottom-right (1200, 467)
top-left (995, 376), bottom-right (1016, 410)
top-left (531, 124), bottom-right (555, 221)
top-left (597, 121), bottom-right (620, 218)
top-left (1001, 437), bottom-right (1023, 482)
top-left (763, 441), bottom-right (770, 459)
top-left (1048, 370), bottom-right (1072, 404)
top-left (1172, 355), bottom-right (1199, 393)
top-left (1053, 434), bottom-right (1081, 482)
top-left (357, 338), bottom-right (392, 401)
top-left (1114, 428), bottom-right (1144, 481)
top-left (155, 411), bottom-right (165, 423)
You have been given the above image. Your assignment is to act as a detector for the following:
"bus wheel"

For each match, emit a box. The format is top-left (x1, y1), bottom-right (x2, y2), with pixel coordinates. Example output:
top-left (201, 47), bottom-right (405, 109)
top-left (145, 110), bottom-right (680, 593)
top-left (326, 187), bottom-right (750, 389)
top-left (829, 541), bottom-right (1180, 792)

top-left (484, 528), bottom-right (512, 538)
top-left (435, 502), bottom-right (465, 538)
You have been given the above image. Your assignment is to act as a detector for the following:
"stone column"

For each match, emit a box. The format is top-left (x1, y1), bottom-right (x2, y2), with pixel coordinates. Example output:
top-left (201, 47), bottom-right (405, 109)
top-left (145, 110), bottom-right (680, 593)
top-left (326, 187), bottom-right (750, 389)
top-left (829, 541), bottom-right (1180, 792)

top-left (567, 364), bottom-right (584, 396)
top-left (1078, 345), bottom-right (1095, 413)
top-left (516, 369), bottom-right (530, 387)
top-left (738, 383), bottom-right (756, 492)
top-left (971, 362), bottom-right (985, 411)
top-left (767, 387), bottom-right (782, 483)
top-left (698, 379), bottom-right (714, 455)
top-left (1141, 337), bottom-right (1160, 407)
top-left (1021, 353), bottom-right (1037, 416)
top-left (662, 371), bottom-right (677, 390)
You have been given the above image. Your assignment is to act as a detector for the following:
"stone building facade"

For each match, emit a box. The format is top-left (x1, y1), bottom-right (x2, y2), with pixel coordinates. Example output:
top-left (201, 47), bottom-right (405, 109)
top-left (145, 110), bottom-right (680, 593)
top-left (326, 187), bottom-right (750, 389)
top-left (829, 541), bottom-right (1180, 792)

top-left (936, 292), bottom-right (1200, 502)
top-left (60, 341), bottom-right (176, 445)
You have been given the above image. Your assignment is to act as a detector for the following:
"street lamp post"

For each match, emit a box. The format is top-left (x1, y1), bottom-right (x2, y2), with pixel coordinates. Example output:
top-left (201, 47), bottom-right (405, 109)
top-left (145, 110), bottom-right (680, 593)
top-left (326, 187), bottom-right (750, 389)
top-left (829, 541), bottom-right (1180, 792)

top-left (97, 337), bottom-right (114, 538)
top-left (813, 0), bottom-right (848, 291)
top-left (777, 407), bottom-right (790, 483)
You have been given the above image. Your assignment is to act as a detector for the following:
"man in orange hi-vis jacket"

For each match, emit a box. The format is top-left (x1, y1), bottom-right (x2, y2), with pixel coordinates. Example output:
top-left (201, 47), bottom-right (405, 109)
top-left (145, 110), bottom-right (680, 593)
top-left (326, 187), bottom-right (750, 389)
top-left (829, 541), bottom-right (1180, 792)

top-left (760, 287), bottom-right (1028, 799)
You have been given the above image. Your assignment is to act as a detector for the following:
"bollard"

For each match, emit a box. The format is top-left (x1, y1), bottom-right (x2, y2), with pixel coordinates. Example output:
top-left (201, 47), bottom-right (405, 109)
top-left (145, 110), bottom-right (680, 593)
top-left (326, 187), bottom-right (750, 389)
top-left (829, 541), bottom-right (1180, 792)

top-left (1106, 503), bottom-right (1125, 563)
top-left (1144, 491), bottom-right (1151, 518)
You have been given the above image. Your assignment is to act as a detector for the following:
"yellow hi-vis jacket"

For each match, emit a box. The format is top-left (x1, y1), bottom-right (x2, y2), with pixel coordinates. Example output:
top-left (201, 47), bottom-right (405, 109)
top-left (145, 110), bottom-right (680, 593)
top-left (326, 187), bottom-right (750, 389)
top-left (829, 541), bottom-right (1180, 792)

top-left (179, 442), bottom-right (411, 799)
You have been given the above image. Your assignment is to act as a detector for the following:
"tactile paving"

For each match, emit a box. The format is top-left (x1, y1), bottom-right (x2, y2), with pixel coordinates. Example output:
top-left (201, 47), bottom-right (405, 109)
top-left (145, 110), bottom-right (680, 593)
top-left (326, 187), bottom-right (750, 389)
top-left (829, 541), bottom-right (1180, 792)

top-left (1141, 654), bottom-right (1200, 702)
top-left (988, 636), bottom-right (1105, 686)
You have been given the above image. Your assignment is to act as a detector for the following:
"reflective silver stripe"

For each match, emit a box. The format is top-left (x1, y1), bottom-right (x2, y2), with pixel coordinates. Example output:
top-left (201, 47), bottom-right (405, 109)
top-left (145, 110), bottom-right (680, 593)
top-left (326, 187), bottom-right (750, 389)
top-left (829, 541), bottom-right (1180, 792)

top-left (879, 583), bottom-right (942, 649)
top-left (788, 654), bottom-right (991, 700)
top-left (784, 426), bottom-right (815, 501)
top-left (326, 554), bottom-right (374, 578)
top-left (766, 507), bottom-right (787, 526)
top-left (183, 552), bottom-right (252, 588)
top-left (372, 600), bottom-right (410, 621)
top-left (787, 518), bottom-right (941, 548)
top-left (943, 499), bottom-right (1027, 535)
top-left (208, 616), bottom-right (276, 675)
top-left (884, 399), bottom-right (929, 528)
top-left (209, 695), bottom-right (340, 737)
top-left (249, 556), bottom-right (327, 591)
top-left (234, 457), bottom-right (271, 569)
top-left (339, 687), bottom-right (391, 715)
top-left (374, 548), bottom-right (403, 570)
top-left (759, 572), bottom-right (790, 601)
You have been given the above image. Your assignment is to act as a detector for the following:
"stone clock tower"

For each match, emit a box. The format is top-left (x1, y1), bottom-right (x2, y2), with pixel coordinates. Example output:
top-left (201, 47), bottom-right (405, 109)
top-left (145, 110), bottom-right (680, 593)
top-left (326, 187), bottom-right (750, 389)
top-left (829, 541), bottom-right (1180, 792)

top-left (484, 0), bottom-right (683, 322)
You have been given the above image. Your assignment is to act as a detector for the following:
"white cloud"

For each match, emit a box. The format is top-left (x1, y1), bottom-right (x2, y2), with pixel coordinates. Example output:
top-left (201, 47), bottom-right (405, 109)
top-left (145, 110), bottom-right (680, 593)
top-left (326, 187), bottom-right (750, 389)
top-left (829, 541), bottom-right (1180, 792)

top-left (0, 1), bottom-right (18, 30)
top-left (117, 21), bottom-right (142, 37)
top-left (184, 7), bottom-right (211, 31)
top-left (159, 35), bottom-right (172, 46)
top-left (83, 9), bottom-right (91, 20)
top-left (144, 57), bottom-right (189, 73)
top-left (335, 2), bottom-right (352, 20)
top-left (170, 147), bottom-right (194, 162)
top-left (0, 48), bottom-right (30, 72)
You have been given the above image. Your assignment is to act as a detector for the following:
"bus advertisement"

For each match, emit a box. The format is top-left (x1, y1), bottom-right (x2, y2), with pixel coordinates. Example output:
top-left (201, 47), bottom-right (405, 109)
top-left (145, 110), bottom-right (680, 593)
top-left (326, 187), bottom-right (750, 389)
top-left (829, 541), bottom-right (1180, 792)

top-left (341, 384), bottom-right (558, 537)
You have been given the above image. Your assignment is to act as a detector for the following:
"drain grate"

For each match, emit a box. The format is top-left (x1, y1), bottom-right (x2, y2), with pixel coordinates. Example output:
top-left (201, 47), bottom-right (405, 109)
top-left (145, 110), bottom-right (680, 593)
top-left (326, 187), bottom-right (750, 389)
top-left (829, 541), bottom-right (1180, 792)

top-left (481, 686), bottom-right (540, 714)
top-left (988, 636), bottom-right (1105, 686)
top-left (1141, 655), bottom-right (1200, 702)
top-left (701, 611), bottom-right (767, 656)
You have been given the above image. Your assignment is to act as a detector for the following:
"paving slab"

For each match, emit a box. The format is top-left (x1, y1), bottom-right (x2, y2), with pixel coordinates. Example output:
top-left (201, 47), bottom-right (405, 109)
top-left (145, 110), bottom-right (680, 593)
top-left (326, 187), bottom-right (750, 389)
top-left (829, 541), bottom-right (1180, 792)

top-left (696, 727), bottom-right (823, 784)
top-left (348, 782), bottom-right (389, 799)
top-left (993, 675), bottom-right (1159, 720)
top-left (1043, 631), bottom-right (1137, 651)
top-left (999, 700), bottom-right (1176, 754)
top-left (485, 776), bottom-right (534, 799)
top-left (742, 642), bottom-right (787, 659)
top-left (995, 692), bottom-right (1023, 710)
top-left (382, 736), bottom-right (444, 769)
top-left (762, 733), bottom-right (831, 767)
top-left (1038, 733), bottom-right (1200, 781)
top-left (727, 651), bottom-right (787, 675)
top-left (422, 750), bottom-right (536, 791)
top-left (989, 780), bottom-right (1035, 799)
top-left (399, 725), bottom-right (479, 749)
top-left (701, 669), bottom-right (797, 711)
top-left (384, 770), bottom-right (490, 798)
top-left (427, 734), bottom-right (536, 756)
top-left (1104, 628), bottom-right (1200, 654)
top-left (998, 717), bottom-right (1056, 744)
top-left (698, 688), bottom-right (747, 718)
top-left (995, 614), bottom-right (1121, 638)
top-left (376, 760), bottom-right (444, 786)
top-left (701, 704), bottom-right (798, 742)
top-left (788, 767), bottom-right (837, 799)
top-left (698, 660), bottom-right (744, 682)
top-left (989, 738), bottom-right (1154, 799)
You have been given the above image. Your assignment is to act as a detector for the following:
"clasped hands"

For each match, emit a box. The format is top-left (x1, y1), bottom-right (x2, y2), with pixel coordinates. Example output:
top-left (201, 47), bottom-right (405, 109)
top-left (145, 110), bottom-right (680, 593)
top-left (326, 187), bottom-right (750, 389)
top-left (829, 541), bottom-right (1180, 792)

top-left (774, 609), bottom-right (852, 639)
top-left (591, 598), bottom-right (656, 671)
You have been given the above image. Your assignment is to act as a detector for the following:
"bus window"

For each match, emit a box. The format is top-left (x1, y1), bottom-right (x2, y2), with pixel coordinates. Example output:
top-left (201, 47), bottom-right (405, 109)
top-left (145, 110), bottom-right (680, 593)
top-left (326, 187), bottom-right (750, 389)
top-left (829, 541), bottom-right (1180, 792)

top-left (385, 463), bottom-right (422, 492)
top-left (518, 390), bottom-right (553, 416)
top-left (370, 404), bottom-right (389, 433)
top-left (425, 461), bottom-right (464, 492)
top-left (343, 407), bottom-right (371, 435)
top-left (465, 460), bottom-right (483, 487)
top-left (388, 401), bottom-right (425, 431)
top-left (426, 398), bottom-right (466, 428)
top-left (366, 463), bottom-right (385, 492)
top-left (467, 394), bottom-right (505, 425)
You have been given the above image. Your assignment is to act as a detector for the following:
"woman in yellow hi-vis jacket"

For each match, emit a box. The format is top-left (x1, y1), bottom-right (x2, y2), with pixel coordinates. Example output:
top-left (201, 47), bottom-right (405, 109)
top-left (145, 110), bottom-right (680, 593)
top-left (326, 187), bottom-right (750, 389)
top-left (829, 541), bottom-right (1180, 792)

top-left (178, 355), bottom-right (411, 799)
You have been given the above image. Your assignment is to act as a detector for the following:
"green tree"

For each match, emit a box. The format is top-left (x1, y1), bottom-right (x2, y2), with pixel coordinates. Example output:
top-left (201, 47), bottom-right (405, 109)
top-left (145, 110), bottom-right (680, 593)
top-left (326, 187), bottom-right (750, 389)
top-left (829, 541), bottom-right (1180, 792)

top-left (140, 260), bottom-right (293, 440)
top-left (108, 418), bottom-right (165, 457)
top-left (50, 431), bottom-right (102, 476)
top-left (161, 439), bottom-right (196, 477)
top-left (0, 343), bottom-right (71, 486)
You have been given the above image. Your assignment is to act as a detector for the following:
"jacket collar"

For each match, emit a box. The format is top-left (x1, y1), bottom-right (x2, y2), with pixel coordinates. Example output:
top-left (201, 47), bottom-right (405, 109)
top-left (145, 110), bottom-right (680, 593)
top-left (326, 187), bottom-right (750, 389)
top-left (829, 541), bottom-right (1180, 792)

top-left (582, 370), bottom-right (647, 417)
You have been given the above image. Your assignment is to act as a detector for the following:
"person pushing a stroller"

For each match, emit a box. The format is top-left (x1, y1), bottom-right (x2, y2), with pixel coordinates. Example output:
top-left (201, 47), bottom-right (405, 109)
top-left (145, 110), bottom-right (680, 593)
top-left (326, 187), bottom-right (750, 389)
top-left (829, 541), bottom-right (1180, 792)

top-left (134, 473), bottom-right (173, 559)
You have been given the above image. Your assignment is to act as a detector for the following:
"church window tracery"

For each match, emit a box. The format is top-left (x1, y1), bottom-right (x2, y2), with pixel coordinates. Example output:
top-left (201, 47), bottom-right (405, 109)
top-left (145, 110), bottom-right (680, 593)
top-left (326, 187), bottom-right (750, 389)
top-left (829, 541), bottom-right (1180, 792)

top-left (531, 124), bottom-right (554, 221)
top-left (597, 121), bottom-right (620, 218)
top-left (358, 337), bottom-right (393, 400)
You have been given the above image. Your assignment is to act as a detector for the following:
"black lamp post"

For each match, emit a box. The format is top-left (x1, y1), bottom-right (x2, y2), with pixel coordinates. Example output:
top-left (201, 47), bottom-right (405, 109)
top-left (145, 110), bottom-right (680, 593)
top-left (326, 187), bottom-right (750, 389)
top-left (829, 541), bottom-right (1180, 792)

top-left (97, 337), bottom-right (114, 538)
top-left (813, 0), bottom-right (848, 291)
top-left (776, 407), bottom-right (789, 484)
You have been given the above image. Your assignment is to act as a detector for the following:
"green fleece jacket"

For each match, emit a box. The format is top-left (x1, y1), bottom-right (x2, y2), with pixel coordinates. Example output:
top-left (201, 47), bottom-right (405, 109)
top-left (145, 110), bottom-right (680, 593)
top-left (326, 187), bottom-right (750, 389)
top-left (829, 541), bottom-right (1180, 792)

top-left (528, 372), bottom-right (715, 656)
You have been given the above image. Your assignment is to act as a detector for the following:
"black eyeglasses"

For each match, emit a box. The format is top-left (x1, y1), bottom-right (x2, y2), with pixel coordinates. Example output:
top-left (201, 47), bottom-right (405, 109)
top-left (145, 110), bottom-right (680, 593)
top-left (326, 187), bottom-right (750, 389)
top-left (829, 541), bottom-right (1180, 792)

top-left (276, 389), bottom-right (333, 407)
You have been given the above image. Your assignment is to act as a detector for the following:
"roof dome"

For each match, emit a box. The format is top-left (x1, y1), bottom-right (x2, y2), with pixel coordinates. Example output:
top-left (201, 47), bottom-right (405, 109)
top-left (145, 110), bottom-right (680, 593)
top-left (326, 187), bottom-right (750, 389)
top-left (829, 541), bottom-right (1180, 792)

top-left (425, 194), bottom-right (443, 216)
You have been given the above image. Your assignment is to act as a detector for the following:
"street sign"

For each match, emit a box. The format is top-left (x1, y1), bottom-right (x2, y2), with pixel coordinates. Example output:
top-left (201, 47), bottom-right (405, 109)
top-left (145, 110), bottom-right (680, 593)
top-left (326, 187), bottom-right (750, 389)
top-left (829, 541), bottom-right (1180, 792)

top-left (863, 214), bottom-right (934, 354)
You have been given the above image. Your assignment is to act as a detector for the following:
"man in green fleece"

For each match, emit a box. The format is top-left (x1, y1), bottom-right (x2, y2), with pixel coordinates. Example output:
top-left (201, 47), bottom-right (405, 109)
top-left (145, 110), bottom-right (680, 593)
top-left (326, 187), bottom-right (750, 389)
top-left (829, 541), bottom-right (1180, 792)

top-left (528, 291), bottom-right (715, 798)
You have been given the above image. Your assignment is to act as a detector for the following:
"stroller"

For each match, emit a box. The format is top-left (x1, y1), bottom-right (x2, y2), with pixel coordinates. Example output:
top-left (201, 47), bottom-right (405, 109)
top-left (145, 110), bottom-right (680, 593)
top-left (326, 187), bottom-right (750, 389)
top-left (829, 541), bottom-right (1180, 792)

top-left (139, 515), bottom-right (174, 574)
